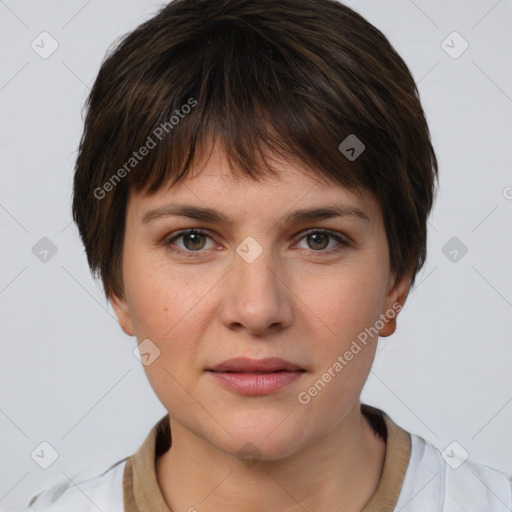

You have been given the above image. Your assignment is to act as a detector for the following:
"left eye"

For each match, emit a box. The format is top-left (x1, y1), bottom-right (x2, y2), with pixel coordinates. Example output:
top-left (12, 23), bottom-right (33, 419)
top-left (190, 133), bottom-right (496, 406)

top-left (163, 229), bottom-right (348, 256)
top-left (295, 230), bottom-right (348, 252)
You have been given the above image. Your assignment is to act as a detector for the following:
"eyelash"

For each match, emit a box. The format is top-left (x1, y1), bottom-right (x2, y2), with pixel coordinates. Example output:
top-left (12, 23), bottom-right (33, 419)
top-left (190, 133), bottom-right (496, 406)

top-left (162, 229), bottom-right (350, 258)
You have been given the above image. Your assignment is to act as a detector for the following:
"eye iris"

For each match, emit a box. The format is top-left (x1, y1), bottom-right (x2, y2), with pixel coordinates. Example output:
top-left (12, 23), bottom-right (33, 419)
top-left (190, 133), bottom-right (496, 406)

top-left (178, 232), bottom-right (333, 251)
top-left (308, 232), bottom-right (328, 250)
top-left (184, 232), bottom-right (205, 250)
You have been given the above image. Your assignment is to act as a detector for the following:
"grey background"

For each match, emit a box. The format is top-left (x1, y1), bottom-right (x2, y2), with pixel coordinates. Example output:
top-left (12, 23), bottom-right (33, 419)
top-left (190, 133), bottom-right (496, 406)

top-left (1, 0), bottom-right (511, 508)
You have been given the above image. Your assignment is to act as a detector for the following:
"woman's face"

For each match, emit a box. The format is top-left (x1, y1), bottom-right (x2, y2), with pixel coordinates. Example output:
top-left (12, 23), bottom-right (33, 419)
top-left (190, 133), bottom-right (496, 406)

top-left (111, 143), bottom-right (410, 460)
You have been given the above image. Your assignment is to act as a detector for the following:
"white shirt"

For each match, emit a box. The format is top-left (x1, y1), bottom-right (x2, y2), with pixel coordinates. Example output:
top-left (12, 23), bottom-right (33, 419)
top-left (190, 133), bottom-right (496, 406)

top-left (11, 409), bottom-right (512, 512)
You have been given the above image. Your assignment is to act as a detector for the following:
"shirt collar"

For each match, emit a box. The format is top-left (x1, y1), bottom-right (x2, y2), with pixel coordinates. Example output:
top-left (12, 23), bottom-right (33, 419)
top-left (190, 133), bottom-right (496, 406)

top-left (123, 403), bottom-right (411, 512)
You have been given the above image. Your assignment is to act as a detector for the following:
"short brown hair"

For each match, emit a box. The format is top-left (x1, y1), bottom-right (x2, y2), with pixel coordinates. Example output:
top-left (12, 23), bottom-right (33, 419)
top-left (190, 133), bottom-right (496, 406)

top-left (72, 0), bottom-right (438, 301)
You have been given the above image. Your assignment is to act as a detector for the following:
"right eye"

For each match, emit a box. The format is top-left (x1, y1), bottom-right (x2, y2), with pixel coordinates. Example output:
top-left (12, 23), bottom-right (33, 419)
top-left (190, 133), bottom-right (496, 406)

top-left (163, 229), bottom-right (217, 257)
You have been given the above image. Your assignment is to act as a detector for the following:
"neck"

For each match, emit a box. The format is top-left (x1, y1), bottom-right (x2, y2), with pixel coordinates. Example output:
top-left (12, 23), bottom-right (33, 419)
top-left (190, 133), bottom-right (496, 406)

top-left (155, 403), bottom-right (386, 512)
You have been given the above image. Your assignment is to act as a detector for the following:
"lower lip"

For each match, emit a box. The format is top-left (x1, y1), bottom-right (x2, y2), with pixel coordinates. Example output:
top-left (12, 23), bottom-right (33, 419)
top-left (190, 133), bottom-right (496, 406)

top-left (207, 370), bottom-right (305, 395)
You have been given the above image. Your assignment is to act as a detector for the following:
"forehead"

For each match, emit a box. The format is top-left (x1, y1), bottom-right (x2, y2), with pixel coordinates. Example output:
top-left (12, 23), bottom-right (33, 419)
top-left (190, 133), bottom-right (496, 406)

top-left (126, 143), bottom-right (380, 226)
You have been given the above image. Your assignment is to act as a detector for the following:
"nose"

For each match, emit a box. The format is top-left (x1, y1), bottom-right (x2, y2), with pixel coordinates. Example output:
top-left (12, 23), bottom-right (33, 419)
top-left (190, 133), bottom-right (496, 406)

top-left (219, 242), bottom-right (293, 336)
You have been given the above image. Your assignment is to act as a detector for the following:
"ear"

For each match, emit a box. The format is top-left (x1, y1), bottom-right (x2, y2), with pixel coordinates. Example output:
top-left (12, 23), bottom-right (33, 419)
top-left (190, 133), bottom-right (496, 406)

top-left (109, 291), bottom-right (136, 336)
top-left (378, 270), bottom-right (412, 338)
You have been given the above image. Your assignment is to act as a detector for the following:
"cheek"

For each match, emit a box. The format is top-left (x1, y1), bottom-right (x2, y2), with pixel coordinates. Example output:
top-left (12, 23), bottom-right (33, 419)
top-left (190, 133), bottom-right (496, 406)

top-left (298, 264), bottom-right (387, 341)
top-left (128, 270), bottom-right (208, 391)
top-left (124, 259), bottom-right (218, 344)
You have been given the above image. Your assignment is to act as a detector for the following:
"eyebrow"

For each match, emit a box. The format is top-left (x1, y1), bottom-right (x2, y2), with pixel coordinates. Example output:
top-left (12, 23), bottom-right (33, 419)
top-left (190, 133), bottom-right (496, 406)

top-left (141, 203), bottom-right (370, 225)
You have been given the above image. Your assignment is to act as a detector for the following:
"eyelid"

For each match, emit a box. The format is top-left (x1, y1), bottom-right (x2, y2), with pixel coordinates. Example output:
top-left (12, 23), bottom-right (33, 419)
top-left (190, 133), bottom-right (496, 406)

top-left (296, 228), bottom-right (350, 244)
top-left (163, 228), bottom-right (216, 252)
top-left (162, 227), bottom-right (351, 257)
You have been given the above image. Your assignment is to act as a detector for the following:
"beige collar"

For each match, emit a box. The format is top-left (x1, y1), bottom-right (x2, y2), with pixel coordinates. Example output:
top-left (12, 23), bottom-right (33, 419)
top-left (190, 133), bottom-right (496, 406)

top-left (123, 404), bottom-right (411, 512)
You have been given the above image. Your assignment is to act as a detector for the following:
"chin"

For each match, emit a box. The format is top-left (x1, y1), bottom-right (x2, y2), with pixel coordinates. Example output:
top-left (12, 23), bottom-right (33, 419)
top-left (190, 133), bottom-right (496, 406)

top-left (214, 423), bottom-right (308, 463)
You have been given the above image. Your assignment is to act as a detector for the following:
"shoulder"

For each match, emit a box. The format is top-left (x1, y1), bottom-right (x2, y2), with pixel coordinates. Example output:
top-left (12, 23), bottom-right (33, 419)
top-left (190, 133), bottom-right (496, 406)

top-left (396, 433), bottom-right (512, 511)
top-left (15, 458), bottom-right (127, 512)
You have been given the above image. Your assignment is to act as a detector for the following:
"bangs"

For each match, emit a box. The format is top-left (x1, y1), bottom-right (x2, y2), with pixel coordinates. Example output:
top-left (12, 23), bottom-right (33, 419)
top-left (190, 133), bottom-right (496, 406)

top-left (99, 15), bottom-right (380, 197)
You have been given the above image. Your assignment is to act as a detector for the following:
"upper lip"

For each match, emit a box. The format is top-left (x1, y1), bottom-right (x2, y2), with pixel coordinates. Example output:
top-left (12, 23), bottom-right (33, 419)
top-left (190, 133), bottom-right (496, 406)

top-left (207, 357), bottom-right (305, 373)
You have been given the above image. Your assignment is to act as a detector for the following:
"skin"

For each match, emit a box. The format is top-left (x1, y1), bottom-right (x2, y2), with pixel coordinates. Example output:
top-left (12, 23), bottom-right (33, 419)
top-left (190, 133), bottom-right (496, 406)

top-left (110, 141), bottom-right (412, 512)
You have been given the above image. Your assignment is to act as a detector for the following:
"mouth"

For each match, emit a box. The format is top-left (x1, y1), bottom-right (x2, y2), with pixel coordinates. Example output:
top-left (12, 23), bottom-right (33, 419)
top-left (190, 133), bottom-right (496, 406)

top-left (206, 357), bottom-right (306, 374)
top-left (206, 363), bottom-right (306, 395)
top-left (205, 357), bottom-right (306, 395)
top-left (207, 370), bottom-right (305, 373)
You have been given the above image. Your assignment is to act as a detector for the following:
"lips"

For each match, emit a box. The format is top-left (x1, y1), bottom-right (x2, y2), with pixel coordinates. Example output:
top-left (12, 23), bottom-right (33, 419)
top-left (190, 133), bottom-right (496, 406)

top-left (206, 357), bottom-right (305, 373)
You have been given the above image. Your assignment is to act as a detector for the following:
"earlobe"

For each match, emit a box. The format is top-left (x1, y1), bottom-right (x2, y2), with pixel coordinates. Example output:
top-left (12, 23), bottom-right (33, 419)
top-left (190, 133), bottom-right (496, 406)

top-left (109, 292), bottom-right (136, 336)
top-left (379, 272), bottom-right (412, 338)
